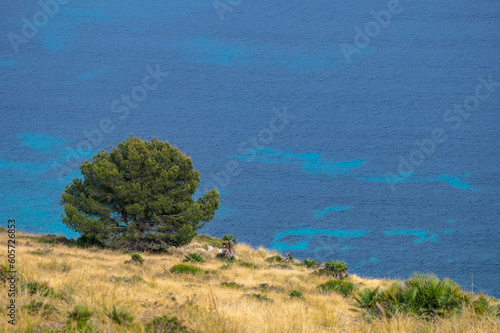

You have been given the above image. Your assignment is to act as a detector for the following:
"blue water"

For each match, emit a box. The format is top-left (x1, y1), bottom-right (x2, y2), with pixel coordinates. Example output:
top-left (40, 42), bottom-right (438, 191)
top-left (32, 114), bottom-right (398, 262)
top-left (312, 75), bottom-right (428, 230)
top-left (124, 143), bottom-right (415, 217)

top-left (1, 0), bottom-right (499, 297)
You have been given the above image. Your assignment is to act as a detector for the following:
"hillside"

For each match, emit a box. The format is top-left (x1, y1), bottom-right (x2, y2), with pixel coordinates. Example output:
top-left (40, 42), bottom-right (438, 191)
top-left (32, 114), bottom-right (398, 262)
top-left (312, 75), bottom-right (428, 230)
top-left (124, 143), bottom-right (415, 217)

top-left (0, 231), bottom-right (498, 332)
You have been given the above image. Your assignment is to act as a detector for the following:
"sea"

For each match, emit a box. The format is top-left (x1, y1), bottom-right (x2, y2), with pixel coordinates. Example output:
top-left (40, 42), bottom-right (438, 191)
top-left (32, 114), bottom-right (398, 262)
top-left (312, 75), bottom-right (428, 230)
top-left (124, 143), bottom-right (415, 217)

top-left (1, 0), bottom-right (499, 297)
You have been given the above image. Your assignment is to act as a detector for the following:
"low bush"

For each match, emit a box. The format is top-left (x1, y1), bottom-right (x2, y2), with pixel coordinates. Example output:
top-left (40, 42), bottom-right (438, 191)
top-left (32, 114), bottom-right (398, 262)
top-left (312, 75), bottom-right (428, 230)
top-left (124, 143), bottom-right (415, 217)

top-left (221, 281), bottom-right (244, 289)
top-left (170, 264), bottom-right (205, 275)
top-left (24, 299), bottom-right (58, 317)
top-left (318, 279), bottom-right (358, 297)
top-left (195, 234), bottom-right (224, 248)
top-left (29, 247), bottom-right (53, 255)
top-left (237, 260), bottom-right (259, 269)
top-left (353, 273), bottom-right (500, 320)
top-left (67, 305), bottom-right (93, 331)
top-left (107, 306), bottom-right (134, 326)
top-left (303, 258), bottom-right (320, 269)
top-left (246, 293), bottom-right (274, 303)
top-left (317, 260), bottom-right (349, 279)
top-left (216, 253), bottom-right (236, 262)
top-left (145, 314), bottom-right (192, 332)
top-left (265, 255), bottom-right (283, 263)
top-left (290, 290), bottom-right (303, 298)
top-left (21, 281), bottom-right (56, 297)
top-left (183, 253), bottom-right (205, 263)
top-left (34, 234), bottom-right (75, 247)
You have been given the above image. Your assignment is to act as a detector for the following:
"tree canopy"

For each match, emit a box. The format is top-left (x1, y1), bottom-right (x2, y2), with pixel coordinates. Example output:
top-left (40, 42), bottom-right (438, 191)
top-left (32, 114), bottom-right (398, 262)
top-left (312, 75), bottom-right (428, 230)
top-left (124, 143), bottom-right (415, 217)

top-left (60, 135), bottom-right (219, 250)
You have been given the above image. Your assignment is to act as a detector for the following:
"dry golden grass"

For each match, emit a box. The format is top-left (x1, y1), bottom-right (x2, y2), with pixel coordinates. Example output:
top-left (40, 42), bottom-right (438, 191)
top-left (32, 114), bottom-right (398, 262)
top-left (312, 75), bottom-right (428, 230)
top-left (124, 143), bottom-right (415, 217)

top-left (0, 231), bottom-right (498, 332)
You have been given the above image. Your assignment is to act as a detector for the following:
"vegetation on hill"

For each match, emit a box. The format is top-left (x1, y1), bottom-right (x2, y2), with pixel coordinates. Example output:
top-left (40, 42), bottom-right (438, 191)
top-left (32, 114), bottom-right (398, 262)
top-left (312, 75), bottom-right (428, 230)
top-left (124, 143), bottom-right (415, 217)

top-left (60, 135), bottom-right (219, 251)
top-left (0, 231), bottom-right (498, 332)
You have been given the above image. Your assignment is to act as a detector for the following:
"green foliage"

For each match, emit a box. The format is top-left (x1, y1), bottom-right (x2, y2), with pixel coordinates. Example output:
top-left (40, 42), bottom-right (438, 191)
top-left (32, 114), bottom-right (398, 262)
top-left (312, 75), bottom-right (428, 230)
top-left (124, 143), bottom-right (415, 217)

top-left (246, 293), bottom-right (274, 303)
top-left (67, 305), bottom-right (93, 331)
top-left (303, 258), bottom-right (320, 268)
top-left (194, 234), bottom-right (224, 248)
top-left (33, 234), bottom-right (75, 247)
top-left (318, 260), bottom-right (349, 279)
top-left (131, 253), bottom-right (145, 264)
top-left (216, 253), bottom-right (236, 262)
top-left (145, 315), bottom-right (192, 333)
top-left (60, 135), bottom-right (219, 251)
top-left (290, 290), bottom-right (303, 298)
top-left (0, 226), bottom-right (7, 233)
top-left (221, 234), bottom-right (237, 258)
top-left (24, 299), bottom-right (58, 317)
top-left (219, 263), bottom-right (233, 270)
top-left (353, 273), bottom-right (500, 320)
top-left (283, 253), bottom-right (295, 263)
top-left (76, 235), bottom-right (104, 248)
top-left (0, 264), bottom-right (12, 285)
top-left (21, 281), bottom-right (56, 297)
top-left (183, 253), bottom-right (205, 263)
top-left (170, 264), bottom-right (205, 275)
top-left (237, 260), bottom-right (259, 269)
top-left (265, 255), bottom-right (283, 263)
top-left (221, 281), bottom-right (244, 289)
top-left (107, 305), bottom-right (134, 326)
top-left (318, 279), bottom-right (358, 297)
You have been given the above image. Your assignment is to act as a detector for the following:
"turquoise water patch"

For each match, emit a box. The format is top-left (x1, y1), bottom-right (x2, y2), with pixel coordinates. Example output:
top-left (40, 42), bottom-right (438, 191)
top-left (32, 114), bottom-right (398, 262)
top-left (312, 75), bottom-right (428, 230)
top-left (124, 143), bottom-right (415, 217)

top-left (272, 228), bottom-right (370, 251)
top-left (77, 67), bottom-right (110, 80)
top-left (177, 37), bottom-right (373, 71)
top-left (385, 229), bottom-right (439, 243)
top-left (313, 206), bottom-right (352, 218)
top-left (19, 133), bottom-right (67, 151)
top-left (353, 256), bottom-right (380, 270)
top-left (235, 148), bottom-right (365, 178)
top-left (447, 219), bottom-right (456, 223)
top-left (0, 60), bottom-right (15, 66)
top-left (361, 172), bottom-right (475, 190)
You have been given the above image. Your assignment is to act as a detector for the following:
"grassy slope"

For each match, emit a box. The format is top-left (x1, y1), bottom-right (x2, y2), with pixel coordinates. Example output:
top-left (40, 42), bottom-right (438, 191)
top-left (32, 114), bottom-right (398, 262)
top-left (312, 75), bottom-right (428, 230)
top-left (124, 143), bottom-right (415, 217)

top-left (0, 231), bottom-right (498, 333)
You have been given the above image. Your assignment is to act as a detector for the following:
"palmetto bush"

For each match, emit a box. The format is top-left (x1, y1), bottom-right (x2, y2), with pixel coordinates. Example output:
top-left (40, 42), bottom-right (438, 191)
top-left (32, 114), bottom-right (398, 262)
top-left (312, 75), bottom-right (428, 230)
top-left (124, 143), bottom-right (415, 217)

top-left (317, 260), bottom-right (349, 279)
top-left (318, 279), bottom-right (358, 297)
top-left (353, 273), bottom-right (499, 320)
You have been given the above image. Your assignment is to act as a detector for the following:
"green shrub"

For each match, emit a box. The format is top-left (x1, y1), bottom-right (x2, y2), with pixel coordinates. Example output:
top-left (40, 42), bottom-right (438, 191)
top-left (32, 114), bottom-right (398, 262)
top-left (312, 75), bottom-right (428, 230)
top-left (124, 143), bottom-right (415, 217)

top-left (107, 306), bottom-right (133, 326)
top-left (318, 279), bottom-right (358, 297)
top-left (303, 258), bottom-right (320, 268)
top-left (0, 226), bottom-right (7, 233)
top-left (24, 299), bottom-right (57, 317)
top-left (170, 264), bottom-right (205, 275)
top-left (183, 253), bottom-right (205, 263)
top-left (237, 260), bottom-right (259, 269)
top-left (246, 293), bottom-right (273, 303)
top-left (67, 305), bottom-right (93, 331)
top-left (317, 260), bottom-right (349, 279)
top-left (219, 263), bottom-right (233, 270)
top-left (145, 315), bottom-right (192, 332)
top-left (265, 255), bottom-right (283, 263)
top-left (353, 273), bottom-right (499, 320)
top-left (21, 281), bottom-right (56, 297)
top-left (221, 281), bottom-right (244, 289)
top-left (76, 235), bottom-right (104, 248)
top-left (216, 253), bottom-right (236, 262)
top-left (131, 254), bottom-right (145, 264)
top-left (0, 264), bottom-right (12, 285)
top-left (195, 234), bottom-right (224, 248)
top-left (34, 234), bottom-right (75, 247)
top-left (290, 290), bottom-right (303, 298)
